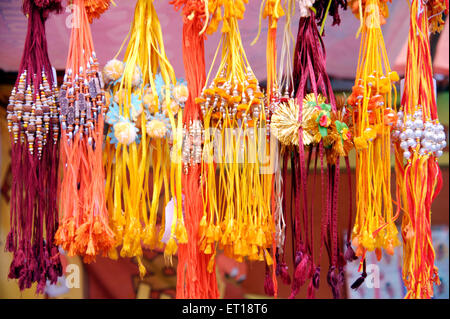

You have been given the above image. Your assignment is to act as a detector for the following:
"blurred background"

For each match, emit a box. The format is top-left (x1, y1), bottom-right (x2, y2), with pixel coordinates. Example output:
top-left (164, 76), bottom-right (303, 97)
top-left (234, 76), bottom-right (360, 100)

top-left (0, 0), bottom-right (448, 299)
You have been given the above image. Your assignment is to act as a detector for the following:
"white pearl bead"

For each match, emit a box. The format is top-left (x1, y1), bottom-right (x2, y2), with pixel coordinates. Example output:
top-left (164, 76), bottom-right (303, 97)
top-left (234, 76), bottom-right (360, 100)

top-left (424, 130), bottom-right (434, 140)
top-left (400, 132), bottom-right (407, 140)
top-left (403, 151), bottom-right (411, 159)
top-left (424, 122), bottom-right (433, 130)
top-left (440, 140), bottom-right (447, 149)
top-left (397, 111), bottom-right (404, 118)
top-left (422, 140), bottom-right (431, 149)
top-left (405, 120), bottom-right (413, 128)
top-left (400, 141), bottom-right (408, 149)
top-left (407, 139), bottom-right (416, 148)
top-left (436, 150), bottom-right (443, 157)
top-left (405, 128), bottom-right (414, 138)
top-left (414, 129), bottom-right (423, 139)
top-left (413, 119), bottom-right (423, 129)
top-left (414, 110), bottom-right (422, 118)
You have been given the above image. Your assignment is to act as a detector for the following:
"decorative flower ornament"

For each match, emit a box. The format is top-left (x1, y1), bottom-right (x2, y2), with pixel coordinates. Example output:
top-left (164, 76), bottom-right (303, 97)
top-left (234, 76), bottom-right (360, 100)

top-left (317, 107), bottom-right (332, 136)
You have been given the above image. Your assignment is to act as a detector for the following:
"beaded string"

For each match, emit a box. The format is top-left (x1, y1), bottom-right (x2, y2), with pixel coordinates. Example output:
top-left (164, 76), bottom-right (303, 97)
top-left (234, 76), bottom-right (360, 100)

top-left (252, 0), bottom-right (286, 298)
top-left (393, 0), bottom-right (447, 299)
top-left (347, 0), bottom-right (400, 283)
top-left (270, 1), bottom-right (350, 298)
top-left (5, 0), bottom-right (63, 294)
top-left (196, 0), bottom-right (275, 271)
top-left (55, 0), bottom-right (115, 264)
top-left (171, 0), bottom-right (220, 299)
top-left (103, 0), bottom-right (186, 277)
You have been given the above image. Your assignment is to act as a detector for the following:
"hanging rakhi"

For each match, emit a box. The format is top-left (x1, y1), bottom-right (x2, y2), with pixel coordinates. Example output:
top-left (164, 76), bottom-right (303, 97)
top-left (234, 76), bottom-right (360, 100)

top-left (346, 0), bottom-right (400, 286)
top-left (252, 0), bottom-right (286, 298)
top-left (170, 0), bottom-right (220, 299)
top-left (103, 0), bottom-right (186, 277)
top-left (272, 0), bottom-right (296, 291)
top-left (392, 0), bottom-right (447, 299)
top-left (6, 0), bottom-right (62, 293)
top-left (55, 0), bottom-right (115, 263)
top-left (270, 0), bottom-right (351, 299)
top-left (196, 0), bottom-right (275, 272)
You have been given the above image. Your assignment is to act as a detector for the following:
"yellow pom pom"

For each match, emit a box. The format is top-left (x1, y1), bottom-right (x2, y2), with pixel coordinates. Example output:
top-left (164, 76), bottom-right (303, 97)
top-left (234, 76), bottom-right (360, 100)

top-left (173, 84), bottom-right (189, 103)
top-left (143, 92), bottom-right (159, 113)
top-left (114, 121), bottom-right (137, 145)
top-left (131, 66), bottom-right (142, 87)
top-left (103, 59), bottom-right (124, 83)
top-left (146, 119), bottom-right (167, 138)
top-left (113, 89), bottom-right (128, 105)
top-left (162, 99), bottom-right (180, 116)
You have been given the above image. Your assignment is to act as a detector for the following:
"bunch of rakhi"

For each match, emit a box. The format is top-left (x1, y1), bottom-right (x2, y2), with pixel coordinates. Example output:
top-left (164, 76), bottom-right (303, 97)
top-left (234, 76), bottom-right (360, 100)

top-left (392, 0), bottom-right (447, 299)
top-left (103, 0), bottom-right (186, 277)
top-left (5, 0), bottom-right (62, 294)
top-left (346, 0), bottom-right (400, 284)
top-left (55, 0), bottom-right (115, 263)
top-left (170, 0), bottom-right (220, 299)
top-left (196, 0), bottom-right (275, 271)
top-left (270, 2), bottom-right (352, 299)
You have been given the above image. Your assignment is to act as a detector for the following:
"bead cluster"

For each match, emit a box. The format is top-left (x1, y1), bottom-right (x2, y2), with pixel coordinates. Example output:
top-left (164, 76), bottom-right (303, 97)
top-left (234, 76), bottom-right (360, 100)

top-left (266, 87), bottom-right (283, 139)
top-left (195, 66), bottom-right (265, 130)
top-left (7, 69), bottom-right (59, 156)
top-left (181, 120), bottom-right (203, 174)
top-left (59, 52), bottom-right (106, 143)
top-left (392, 108), bottom-right (447, 159)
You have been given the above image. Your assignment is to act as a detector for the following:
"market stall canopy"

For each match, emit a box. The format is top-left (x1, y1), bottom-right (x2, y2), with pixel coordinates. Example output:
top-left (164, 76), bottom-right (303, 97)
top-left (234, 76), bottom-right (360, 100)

top-left (0, 0), bottom-right (447, 80)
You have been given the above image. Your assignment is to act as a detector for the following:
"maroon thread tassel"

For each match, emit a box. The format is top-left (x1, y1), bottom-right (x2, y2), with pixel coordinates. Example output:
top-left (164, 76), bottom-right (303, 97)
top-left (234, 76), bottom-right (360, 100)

top-left (6, 0), bottom-right (62, 294)
top-left (264, 266), bottom-right (275, 297)
top-left (344, 242), bottom-right (358, 262)
top-left (276, 261), bottom-right (291, 285)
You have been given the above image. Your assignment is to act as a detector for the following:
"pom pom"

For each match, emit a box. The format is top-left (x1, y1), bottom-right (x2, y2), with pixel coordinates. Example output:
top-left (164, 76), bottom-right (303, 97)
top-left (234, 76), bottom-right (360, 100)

top-left (131, 66), bottom-right (142, 88)
top-left (114, 120), bottom-right (138, 145)
top-left (143, 92), bottom-right (159, 113)
top-left (146, 119), bottom-right (168, 138)
top-left (162, 99), bottom-right (180, 116)
top-left (103, 59), bottom-right (124, 83)
top-left (173, 84), bottom-right (189, 103)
